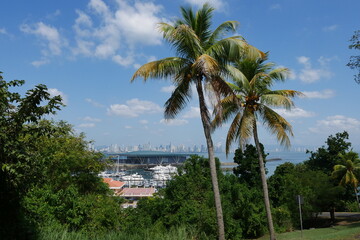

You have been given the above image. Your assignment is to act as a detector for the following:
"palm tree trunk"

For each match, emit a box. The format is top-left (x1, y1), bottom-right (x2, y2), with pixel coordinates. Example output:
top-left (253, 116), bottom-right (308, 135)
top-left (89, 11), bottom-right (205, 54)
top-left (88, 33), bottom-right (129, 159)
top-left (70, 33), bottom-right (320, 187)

top-left (253, 121), bottom-right (276, 240)
top-left (354, 187), bottom-right (360, 211)
top-left (196, 79), bottom-right (225, 240)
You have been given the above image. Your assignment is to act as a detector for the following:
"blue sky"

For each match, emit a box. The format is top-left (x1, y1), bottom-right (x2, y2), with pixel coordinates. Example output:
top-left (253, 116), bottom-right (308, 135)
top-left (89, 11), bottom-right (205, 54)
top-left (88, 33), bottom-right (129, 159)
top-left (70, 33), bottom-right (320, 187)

top-left (1, 0), bottom-right (360, 150)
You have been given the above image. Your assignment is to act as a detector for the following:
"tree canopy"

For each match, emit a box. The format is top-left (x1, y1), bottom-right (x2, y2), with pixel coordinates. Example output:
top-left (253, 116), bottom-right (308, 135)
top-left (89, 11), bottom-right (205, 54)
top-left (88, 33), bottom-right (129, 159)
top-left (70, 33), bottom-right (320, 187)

top-left (347, 30), bottom-right (360, 83)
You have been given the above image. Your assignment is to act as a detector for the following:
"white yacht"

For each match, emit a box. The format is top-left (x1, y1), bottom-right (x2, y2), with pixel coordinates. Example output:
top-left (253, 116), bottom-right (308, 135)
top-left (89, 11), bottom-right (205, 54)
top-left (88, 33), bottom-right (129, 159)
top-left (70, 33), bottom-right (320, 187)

top-left (121, 173), bottom-right (145, 186)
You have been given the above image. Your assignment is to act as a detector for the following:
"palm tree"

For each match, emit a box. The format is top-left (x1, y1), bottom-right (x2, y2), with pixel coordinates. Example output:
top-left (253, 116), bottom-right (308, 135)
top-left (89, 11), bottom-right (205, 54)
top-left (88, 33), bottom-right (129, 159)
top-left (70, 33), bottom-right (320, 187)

top-left (131, 4), bottom-right (263, 239)
top-left (213, 55), bottom-right (302, 240)
top-left (332, 151), bottom-right (360, 211)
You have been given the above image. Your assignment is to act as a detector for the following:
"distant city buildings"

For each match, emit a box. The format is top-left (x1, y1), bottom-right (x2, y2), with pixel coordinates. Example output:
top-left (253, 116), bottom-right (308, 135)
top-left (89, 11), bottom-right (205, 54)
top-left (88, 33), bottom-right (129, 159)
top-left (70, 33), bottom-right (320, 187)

top-left (94, 142), bottom-right (312, 154)
top-left (96, 142), bottom-right (224, 154)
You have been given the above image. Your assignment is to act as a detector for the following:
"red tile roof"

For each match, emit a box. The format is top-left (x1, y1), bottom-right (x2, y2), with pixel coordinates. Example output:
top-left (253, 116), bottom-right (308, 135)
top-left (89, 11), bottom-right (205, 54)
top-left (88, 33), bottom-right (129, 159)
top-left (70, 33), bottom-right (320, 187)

top-left (120, 187), bottom-right (156, 197)
top-left (103, 178), bottom-right (125, 189)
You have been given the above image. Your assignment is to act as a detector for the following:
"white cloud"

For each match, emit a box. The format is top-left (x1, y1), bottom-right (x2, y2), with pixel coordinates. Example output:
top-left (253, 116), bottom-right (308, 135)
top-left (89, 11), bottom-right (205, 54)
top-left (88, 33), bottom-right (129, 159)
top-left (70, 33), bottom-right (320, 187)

top-left (78, 123), bottom-right (96, 128)
top-left (31, 59), bottom-right (50, 67)
top-left (107, 98), bottom-right (162, 117)
top-left (296, 56), bottom-right (332, 83)
top-left (20, 22), bottom-right (67, 56)
top-left (269, 4), bottom-right (281, 10)
top-left (139, 120), bottom-right (148, 124)
top-left (48, 88), bottom-right (68, 105)
top-left (160, 118), bottom-right (189, 126)
top-left (114, 1), bottom-right (163, 46)
top-left (85, 98), bottom-right (105, 108)
top-left (309, 115), bottom-right (360, 133)
top-left (72, 0), bottom-right (164, 64)
top-left (46, 10), bottom-right (61, 20)
top-left (274, 107), bottom-right (314, 118)
top-left (184, 0), bottom-right (224, 10)
top-left (112, 54), bottom-right (134, 67)
top-left (301, 89), bottom-right (335, 99)
top-left (297, 56), bottom-right (310, 66)
top-left (83, 116), bottom-right (101, 122)
top-left (323, 24), bottom-right (338, 32)
top-left (147, 56), bottom-right (157, 62)
top-left (183, 107), bottom-right (200, 118)
top-left (161, 85), bottom-right (175, 93)
top-left (133, 63), bottom-right (141, 69)
top-left (0, 28), bottom-right (7, 34)
top-left (125, 125), bottom-right (133, 129)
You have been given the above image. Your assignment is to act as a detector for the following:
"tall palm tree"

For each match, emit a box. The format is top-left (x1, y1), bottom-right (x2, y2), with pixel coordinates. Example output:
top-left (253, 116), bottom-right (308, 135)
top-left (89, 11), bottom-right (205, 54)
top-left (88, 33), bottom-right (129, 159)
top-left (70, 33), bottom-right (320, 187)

top-left (332, 151), bottom-right (360, 211)
top-left (213, 55), bottom-right (302, 240)
top-left (131, 4), bottom-right (263, 239)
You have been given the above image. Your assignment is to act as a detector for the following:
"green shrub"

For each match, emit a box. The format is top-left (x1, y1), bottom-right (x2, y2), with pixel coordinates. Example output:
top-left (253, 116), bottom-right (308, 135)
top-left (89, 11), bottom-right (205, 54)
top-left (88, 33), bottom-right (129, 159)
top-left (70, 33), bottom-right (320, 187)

top-left (273, 206), bottom-right (293, 233)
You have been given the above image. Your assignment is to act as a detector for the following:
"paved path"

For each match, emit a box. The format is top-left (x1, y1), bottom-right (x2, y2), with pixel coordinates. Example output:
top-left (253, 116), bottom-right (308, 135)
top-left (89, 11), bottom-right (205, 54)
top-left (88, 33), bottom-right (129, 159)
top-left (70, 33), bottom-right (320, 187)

top-left (318, 212), bottom-right (360, 219)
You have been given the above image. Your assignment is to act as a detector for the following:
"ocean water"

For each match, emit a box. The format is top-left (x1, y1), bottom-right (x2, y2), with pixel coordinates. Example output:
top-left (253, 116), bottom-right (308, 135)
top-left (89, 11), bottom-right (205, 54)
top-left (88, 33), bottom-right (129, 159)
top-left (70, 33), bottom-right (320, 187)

top-left (106, 151), bottom-right (310, 179)
top-left (213, 151), bottom-right (310, 176)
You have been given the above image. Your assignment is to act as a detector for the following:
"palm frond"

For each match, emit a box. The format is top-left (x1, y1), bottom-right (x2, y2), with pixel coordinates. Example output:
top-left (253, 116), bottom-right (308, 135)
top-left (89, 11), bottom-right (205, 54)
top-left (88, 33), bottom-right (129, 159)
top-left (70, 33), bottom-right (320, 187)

top-left (208, 21), bottom-right (239, 45)
top-left (238, 107), bottom-right (254, 144)
top-left (164, 75), bottom-right (192, 119)
top-left (212, 95), bottom-right (239, 129)
top-left (194, 3), bottom-right (213, 42)
top-left (209, 75), bottom-right (235, 98)
top-left (267, 67), bottom-right (291, 83)
top-left (258, 104), bottom-right (293, 148)
top-left (207, 37), bottom-right (264, 65)
top-left (131, 57), bottom-right (188, 82)
top-left (158, 23), bottom-right (203, 59)
top-left (225, 113), bottom-right (241, 155)
top-left (260, 94), bottom-right (295, 109)
top-left (226, 65), bottom-right (250, 90)
top-left (266, 90), bottom-right (304, 98)
top-left (192, 54), bottom-right (219, 78)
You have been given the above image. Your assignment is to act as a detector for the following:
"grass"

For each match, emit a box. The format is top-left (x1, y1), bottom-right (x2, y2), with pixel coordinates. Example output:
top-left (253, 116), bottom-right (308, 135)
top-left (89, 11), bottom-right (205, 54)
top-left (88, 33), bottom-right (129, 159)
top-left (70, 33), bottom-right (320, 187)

top-left (256, 222), bottom-right (360, 240)
top-left (38, 225), bottom-right (193, 240)
top-left (38, 221), bottom-right (360, 240)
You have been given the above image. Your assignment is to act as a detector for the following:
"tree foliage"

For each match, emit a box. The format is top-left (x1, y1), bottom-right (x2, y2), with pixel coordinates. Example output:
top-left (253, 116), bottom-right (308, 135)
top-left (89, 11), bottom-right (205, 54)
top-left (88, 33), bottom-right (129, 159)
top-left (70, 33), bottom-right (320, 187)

top-left (0, 72), bottom-right (123, 239)
top-left (233, 143), bottom-right (267, 188)
top-left (304, 131), bottom-right (351, 175)
top-left (0, 72), bottom-right (63, 239)
top-left (347, 30), bottom-right (360, 83)
top-left (269, 163), bottom-right (344, 228)
top-left (332, 151), bottom-right (360, 210)
top-left (127, 155), bottom-right (268, 239)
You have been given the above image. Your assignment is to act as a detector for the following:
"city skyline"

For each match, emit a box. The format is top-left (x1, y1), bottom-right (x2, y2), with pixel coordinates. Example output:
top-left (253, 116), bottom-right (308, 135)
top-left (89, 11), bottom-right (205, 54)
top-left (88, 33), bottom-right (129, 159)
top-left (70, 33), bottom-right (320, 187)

top-left (94, 141), bottom-right (317, 154)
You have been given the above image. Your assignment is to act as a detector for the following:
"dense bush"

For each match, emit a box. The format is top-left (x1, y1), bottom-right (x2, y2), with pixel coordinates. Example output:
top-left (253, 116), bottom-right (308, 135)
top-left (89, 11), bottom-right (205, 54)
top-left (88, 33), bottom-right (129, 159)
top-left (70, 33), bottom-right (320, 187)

top-left (126, 155), bottom-right (268, 239)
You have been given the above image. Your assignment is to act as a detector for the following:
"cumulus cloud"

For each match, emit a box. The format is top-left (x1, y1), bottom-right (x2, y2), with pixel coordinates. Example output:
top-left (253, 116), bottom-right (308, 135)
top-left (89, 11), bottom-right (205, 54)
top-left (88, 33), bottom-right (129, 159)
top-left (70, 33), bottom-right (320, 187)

top-left (107, 98), bottom-right (162, 117)
top-left (78, 123), bottom-right (96, 128)
top-left (269, 4), bottom-right (281, 10)
top-left (112, 54), bottom-right (134, 67)
top-left (309, 115), bottom-right (360, 133)
top-left (139, 120), bottom-right (148, 124)
top-left (48, 88), bottom-right (68, 105)
top-left (183, 107), bottom-right (200, 118)
top-left (160, 118), bottom-right (189, 126)
top-left (296, 56), bottom-right (332, 83)
top-left (31, 59), bottom-right (50, 67)
top-left (184, 0), bottom-right (224, 10)
top-left (83, 116), bottom-right (101, 122)
top-left (0, 28), bottom-right (7, 35)
top-left (161, 85), bottom-right (175, 93)
top-left (323, 24), bottom-right (338, 32)
top-left (301, 89), bottom-right (335, 99)
top-left (85, 98), bottom-right (105, 108)
top-left (72, 0), bottom-right (164, 66)
top-left (274, 107), bottom-right (314, 118)
top-left (20, 22), bottom-right (67, 59)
